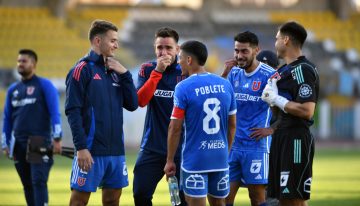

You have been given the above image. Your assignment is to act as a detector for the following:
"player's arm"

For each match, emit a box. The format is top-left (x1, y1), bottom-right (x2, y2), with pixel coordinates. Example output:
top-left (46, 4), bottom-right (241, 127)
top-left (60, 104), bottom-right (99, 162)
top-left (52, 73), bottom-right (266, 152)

top-left (227, 114), bottom-right (236, 152)
top-left (1, 85), bottom-right (15, 157)
top-left (137, 63), bottom-right (163, 107)
top-left (40, 79), bottom-right (62, 154)
top-left (164, 106), bottom-right (184, 178)
top-left (250, 107), bottom-right (282, 140)
top-left (65, 63), bottom-right (94, 171)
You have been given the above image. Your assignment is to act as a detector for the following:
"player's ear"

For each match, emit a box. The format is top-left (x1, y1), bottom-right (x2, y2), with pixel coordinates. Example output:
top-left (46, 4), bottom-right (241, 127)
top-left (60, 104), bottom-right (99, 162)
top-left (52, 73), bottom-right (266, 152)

top-left (187, 55), bottom-right (192, 66)
top-left (284, 35), bottom-right (290, 46)
top-left (176, 44), bottom-right (180, 54)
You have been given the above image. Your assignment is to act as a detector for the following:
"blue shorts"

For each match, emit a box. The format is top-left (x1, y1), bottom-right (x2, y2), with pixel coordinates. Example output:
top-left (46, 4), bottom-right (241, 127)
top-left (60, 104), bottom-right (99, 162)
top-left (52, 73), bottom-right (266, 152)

top-left (228, 150), bottom-right (269, 185)
top-left (180, 169), bottom-right (229, 198)
top-left (70, 155), bottom-right (129, 192)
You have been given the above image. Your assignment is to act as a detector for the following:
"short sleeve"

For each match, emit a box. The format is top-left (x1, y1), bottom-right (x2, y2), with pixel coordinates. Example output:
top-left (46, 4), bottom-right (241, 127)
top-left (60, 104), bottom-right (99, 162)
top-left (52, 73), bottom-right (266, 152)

top-left (173, 83), bottom-right (187, 111)
top-left (293, 64), bottom-right (318, 103)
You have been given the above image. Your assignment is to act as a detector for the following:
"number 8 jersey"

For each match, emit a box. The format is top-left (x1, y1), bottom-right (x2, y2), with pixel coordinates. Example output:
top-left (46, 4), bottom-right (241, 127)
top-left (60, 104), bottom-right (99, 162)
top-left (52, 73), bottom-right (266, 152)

top-left (172, 73), bottom-right (237, 173)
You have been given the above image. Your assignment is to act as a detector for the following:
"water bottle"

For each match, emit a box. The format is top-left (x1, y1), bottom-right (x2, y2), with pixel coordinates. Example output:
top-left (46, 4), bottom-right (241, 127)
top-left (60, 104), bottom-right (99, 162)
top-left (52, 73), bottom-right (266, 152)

top-left (168, 176), bottom-right (181, 206)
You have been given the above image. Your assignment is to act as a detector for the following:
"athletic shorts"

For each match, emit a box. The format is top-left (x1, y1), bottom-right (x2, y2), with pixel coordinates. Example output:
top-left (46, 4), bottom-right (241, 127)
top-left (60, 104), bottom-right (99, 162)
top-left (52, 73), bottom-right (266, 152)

top-left (180, 169), bottom-right (229, 198)
top-left (267, 127), bottom-right (314, 200)
top-left (70, 155), bottom-right (129, 192)
top-left (228, 149), bottom-right (269, 185)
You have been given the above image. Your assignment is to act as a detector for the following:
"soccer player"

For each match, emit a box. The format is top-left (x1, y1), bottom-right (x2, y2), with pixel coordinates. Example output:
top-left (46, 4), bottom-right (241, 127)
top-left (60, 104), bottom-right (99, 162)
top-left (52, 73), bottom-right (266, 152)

top-left (221, 31), bottom-right (276, 206)
top-left (133, 27), bottom-right (186, 205)
top-left (65, 20), bottom-right (138, 206)
top-left (256, 50), bottom-right (279, 69)
top-left (2, 49), bottom-right (62, 206)
top-left (261, 21), bottom-right (319, 206)
top-left (164, 40), bottom-right (237, 206)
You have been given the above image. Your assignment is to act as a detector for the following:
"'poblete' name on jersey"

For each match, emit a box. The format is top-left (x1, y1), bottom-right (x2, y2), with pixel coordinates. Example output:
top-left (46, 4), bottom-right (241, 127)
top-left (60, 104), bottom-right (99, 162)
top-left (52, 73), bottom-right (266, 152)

top-left (194, 85), bottom-right (225, 96)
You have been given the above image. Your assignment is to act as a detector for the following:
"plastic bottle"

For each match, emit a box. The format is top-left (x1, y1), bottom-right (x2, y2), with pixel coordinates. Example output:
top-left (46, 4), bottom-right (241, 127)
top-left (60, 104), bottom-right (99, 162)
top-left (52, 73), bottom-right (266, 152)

top-left (168, 176), bottom-right (181, 206)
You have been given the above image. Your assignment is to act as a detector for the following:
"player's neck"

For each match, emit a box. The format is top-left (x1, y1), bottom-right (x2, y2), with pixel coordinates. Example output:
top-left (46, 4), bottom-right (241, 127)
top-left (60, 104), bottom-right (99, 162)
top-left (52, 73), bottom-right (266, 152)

top-left (285, 48), bottom-right (302, 65)
top-left (189, 67), bottom-right (206, 76)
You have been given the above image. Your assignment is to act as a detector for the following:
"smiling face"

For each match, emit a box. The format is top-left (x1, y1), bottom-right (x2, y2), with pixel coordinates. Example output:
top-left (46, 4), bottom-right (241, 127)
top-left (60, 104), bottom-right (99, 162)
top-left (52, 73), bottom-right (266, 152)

top-left (154, 37), bottom-right (179, 63)
top-left (96, 30), bottom-right (119, 57)
top-left (234, 41), bottom-right (259, 72)
top-left (17, 54), bottom-right (35, 78)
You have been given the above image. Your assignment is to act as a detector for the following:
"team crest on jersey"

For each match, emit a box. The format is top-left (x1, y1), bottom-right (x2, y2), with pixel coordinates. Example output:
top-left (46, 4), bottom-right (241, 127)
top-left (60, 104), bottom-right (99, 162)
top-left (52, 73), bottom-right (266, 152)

top-left (299, 84), bottom-right (312, 98)
top-left (77, 177), bottom-right (86, 186)
top-left (251, 81), bottom-right (261, 91)
top-left (27, 86), bottom-right (35, 95)
top-left (270, 72), bottom-right (281, 80)
top-left (111, 72), bottom-right (119, 83)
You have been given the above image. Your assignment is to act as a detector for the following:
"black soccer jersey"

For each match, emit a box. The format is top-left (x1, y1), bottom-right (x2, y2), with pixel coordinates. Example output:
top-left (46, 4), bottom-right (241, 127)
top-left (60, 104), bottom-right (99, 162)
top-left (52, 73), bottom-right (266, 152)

top-left (276, 56), bottom-right (319, 129)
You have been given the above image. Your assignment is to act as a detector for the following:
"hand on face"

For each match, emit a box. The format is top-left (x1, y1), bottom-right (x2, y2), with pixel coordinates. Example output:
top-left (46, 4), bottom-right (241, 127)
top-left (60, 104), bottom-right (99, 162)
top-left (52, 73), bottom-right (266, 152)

top-left (155, 54), bottom-right (172, 73)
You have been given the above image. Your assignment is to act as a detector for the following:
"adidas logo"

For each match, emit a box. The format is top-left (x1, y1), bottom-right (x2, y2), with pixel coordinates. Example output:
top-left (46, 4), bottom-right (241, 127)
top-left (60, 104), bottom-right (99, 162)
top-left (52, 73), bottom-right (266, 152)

top-left (282, 188), bottom-right (290, 193)
top-left (255, 174), bottom-right (262, 180)
top-left (93, 73), bottom-right (102, 80)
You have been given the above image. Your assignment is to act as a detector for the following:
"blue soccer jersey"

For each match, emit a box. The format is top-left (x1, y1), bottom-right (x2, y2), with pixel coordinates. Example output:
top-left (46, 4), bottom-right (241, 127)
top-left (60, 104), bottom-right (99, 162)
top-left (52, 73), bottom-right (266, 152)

top-left (173, 73), bottom-right (236, 173)
top-left (228, 62), bottom-right (275, 152)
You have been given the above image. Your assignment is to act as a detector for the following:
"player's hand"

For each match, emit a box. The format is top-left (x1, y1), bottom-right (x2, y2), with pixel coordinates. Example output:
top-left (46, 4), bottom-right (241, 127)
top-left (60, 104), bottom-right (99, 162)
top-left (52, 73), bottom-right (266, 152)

top-left (261, 78), bottom-right (279, 105)
top-left (164, 160), bottom-right (176, 179)
top-left (155, 55), bottom-right (172, 73)
top-left (250, 127), bottom-right (274, 141)
top-left (2, 147), bottom-right (10, 158)
top-left (221, 58), bottom-right (237, 78)
top-left (106, 57), bottom-right (127, 74)
top-left (77, 149), bottom-right (94, 172)
top-left (52, 139), bottom-right (62, 154)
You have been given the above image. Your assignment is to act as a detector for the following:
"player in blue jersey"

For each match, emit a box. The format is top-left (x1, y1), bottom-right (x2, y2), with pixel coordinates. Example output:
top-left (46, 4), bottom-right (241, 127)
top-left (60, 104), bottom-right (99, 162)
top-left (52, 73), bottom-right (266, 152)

top-left (2, 49), bottom-right (62, 206)
top-left (65, 20), bottom-right (138, 206)
top-left (133, 27), bottom-right (187, 205)
top-left (164, 40), bottom-right (237, 206)
top-left (262, 21), bottom-right (319, 206)
top-left (221, 31), bottom-right (276, 206)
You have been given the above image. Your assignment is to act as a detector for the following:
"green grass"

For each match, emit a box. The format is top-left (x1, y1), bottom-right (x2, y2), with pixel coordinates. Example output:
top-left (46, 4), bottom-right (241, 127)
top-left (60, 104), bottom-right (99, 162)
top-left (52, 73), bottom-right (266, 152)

top-left (0, 148), bottom-right (360, 205)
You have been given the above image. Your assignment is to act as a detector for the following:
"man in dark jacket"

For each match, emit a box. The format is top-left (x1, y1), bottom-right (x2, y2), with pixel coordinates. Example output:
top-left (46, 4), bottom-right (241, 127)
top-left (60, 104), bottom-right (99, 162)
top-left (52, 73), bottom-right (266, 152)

top-left (65, 19), bottom-right (138, 206)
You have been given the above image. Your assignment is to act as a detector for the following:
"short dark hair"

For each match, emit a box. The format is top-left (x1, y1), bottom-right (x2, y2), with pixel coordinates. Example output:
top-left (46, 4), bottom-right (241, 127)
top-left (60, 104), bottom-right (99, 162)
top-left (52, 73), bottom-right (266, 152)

top-left (180, 40), bottom-right (208, 66)
top-left (234, 31), bottom-right (259, 47)
top-left (19, 49), bottom-right (37, 63)
top-left (155, 27), bottom-right (179, 43)
top-left (279, 21), bottom-right (307, 48)
top-left (88, 20), bottom-right (118, 41)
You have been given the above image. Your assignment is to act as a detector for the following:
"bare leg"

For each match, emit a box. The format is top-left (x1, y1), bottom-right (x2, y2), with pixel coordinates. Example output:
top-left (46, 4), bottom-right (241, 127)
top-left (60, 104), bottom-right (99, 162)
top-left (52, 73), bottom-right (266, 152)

top-left (185, 195), bottom-right (207, 206)
top-left (247, 184), bottom-right (266, 206)
top-left (208, 195), bottom-right (225, 206)
top-left (69, 190), bottom-right (91, 206)
top-left (280, 198), bottom-right (308, 206)
top-left (225, 182), bottom-right (241, 205)
top-left (102, 188), bottom-right (122, 206)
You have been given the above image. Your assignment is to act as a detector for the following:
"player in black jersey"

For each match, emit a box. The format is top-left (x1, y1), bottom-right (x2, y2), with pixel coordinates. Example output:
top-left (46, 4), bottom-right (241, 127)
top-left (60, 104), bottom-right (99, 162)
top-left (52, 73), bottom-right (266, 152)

top-left (261, 21), bottom-right (319, 206)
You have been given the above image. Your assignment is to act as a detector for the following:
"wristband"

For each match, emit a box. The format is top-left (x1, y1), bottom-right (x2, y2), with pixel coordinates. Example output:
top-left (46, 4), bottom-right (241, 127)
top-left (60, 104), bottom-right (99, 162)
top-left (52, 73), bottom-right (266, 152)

top-left (273, 95), bottom-right (289, 112)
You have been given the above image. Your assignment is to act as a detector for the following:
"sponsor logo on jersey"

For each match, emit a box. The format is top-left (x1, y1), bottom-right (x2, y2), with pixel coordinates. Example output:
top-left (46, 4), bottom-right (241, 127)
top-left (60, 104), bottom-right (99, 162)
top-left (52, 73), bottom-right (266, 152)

top-left (234, 93), bottom-right (261, 102)
top-left (280, 171), bottom-right (290, 187)
top-left (27, 86), bottom-right (35, 95)
top-left (185, 174), bottom-right (205, 189)
top-left (250, 160), bottom-right (262, 173)
top-left (251, 81), bottom-right (261, 91)
top-left (198, 140), bottom-right (225, 150)
top-left (77, 177), bottom-right (86, 186)
top-left (282, 187), bottom-right (290, 193)
top-left (298, 84), bottom-right (312, 98)
top-left (93, 73), bottom-right (102, 80)
top-left (12, 98), bottom-right (36, 107)
top-left (154, 89), bottom-right (174, 98)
